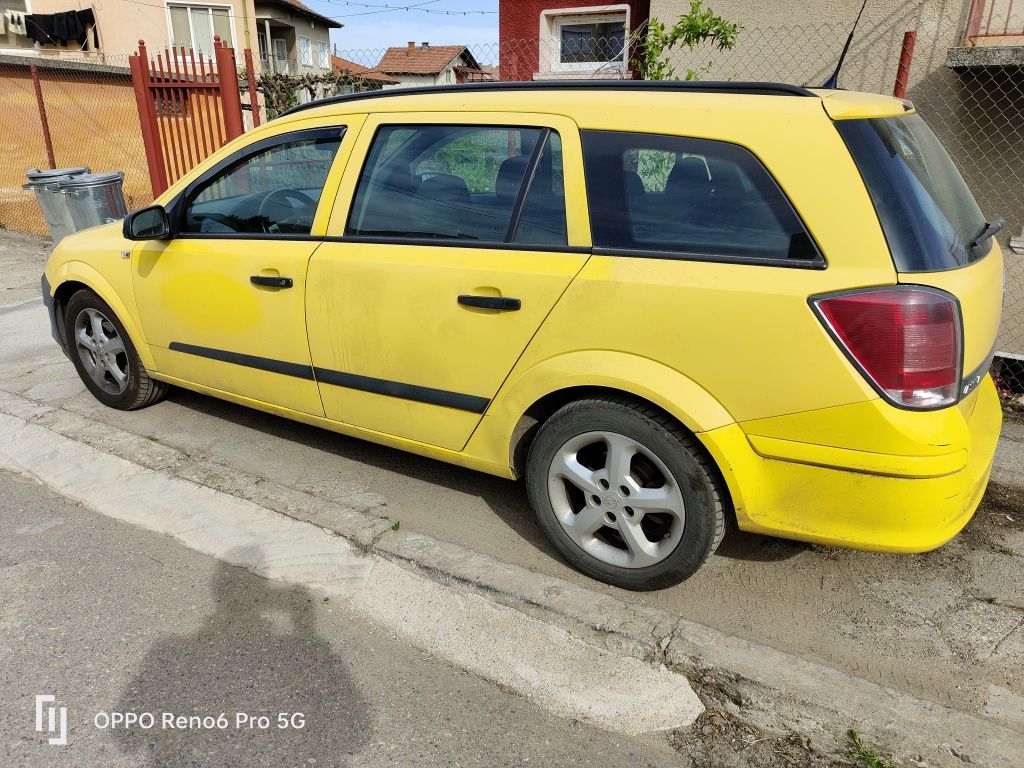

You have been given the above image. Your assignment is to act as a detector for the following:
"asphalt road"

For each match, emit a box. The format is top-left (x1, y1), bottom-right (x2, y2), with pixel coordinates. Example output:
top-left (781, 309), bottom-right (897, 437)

top-left (0, 468), bottom-right (681, 768)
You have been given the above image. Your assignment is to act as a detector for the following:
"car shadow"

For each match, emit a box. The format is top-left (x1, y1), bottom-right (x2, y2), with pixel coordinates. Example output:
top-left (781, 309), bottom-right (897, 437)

top-left (110, 551), bottom-right (372, 766)
top-left (163, 388), bottom-right (804, 568)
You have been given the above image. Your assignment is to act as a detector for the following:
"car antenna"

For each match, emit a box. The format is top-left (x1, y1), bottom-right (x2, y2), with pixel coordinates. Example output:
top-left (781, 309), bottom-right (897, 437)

top-left (822, 0), bottom-right (869, 89)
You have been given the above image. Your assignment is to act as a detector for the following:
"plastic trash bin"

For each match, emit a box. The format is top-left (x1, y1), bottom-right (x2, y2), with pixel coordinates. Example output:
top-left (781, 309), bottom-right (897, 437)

top-left (23, 166), bottom-right (90, 242)
top-left (59, 172), bottom-right (128, 232)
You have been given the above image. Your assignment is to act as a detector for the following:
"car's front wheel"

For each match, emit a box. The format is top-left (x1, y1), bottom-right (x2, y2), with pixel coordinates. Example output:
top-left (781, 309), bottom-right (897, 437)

top-left (64, 289), bottom-right (168, 410)
top-left (526, 397), bottom-right (726, 590)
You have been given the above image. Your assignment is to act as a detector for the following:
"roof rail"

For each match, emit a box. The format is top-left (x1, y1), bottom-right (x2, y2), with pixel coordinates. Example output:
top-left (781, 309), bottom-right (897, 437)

top-left (280, 79), bottom-right (817, 117)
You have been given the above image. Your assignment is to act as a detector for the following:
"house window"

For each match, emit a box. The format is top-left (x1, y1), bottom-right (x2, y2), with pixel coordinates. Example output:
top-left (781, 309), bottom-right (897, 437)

top-left (299, 36), bottom-right (312, 66)
top-left (317, 40), bottom-right (329, 68)
top-left (257, 31), bottom-right (268, 65)
top-left (168, 3), bottom-right (233, 58)
top-left (559, 20), bottom-right (625, 64)
top-left (539, 5), bottom-right (629, 76)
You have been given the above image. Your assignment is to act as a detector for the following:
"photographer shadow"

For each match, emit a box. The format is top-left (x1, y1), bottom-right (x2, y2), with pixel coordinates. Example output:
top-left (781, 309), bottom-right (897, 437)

top-left (111, 552), bottom-right (372, 767)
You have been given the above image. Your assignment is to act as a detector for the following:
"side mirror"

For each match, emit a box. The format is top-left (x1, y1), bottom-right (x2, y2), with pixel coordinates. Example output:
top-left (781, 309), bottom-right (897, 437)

top-left (123, 205), bottom-right (171, 241)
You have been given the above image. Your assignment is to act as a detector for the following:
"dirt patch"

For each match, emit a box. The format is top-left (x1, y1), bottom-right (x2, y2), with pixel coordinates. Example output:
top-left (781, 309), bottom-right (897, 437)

top-left (669, 705), bottom-right (894, 768)
top-left (979, 481), bottom-right (1024, 527)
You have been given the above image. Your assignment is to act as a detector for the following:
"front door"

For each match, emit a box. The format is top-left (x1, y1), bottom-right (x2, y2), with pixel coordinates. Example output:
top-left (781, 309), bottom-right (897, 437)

top-left (307, 114), bottom-right (590, 450)
top-left (133, 125), bottom-right (348, 416)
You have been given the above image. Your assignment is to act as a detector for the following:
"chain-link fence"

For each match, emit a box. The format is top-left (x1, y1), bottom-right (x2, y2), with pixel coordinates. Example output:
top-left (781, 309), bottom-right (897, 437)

top-left (0, 53), bottom-right (153, 236)
top-left (2, 33), bottom-right (1022, 401)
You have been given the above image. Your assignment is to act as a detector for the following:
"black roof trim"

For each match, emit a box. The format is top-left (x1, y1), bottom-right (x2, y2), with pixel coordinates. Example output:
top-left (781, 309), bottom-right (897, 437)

top-left (281, 80), bottom-right (817, 117)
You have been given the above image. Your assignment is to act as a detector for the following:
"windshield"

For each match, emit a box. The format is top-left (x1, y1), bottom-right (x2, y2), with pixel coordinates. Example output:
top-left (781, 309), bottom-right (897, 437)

top-left (836, 113), bottom-right (989, 272)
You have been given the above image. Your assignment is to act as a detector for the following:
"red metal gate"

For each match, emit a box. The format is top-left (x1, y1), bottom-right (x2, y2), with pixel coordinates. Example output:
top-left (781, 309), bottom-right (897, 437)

top-left (129, 37), bottom-right (245, 198)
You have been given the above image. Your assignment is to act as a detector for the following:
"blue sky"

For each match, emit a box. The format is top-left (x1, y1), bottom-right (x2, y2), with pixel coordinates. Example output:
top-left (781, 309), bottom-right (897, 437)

top-left (307, 0), bottom-right (500, 56)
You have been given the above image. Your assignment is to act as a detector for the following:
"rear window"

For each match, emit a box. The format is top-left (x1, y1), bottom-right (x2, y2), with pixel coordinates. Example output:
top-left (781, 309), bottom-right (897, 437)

top-left (836, 114), bottom-right (988, 272)
top-left (580, 130), bottom-right (820, 265)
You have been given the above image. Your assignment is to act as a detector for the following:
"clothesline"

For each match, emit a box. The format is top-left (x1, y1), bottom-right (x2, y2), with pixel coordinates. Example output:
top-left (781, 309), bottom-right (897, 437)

top-left (3, 7), bottom-right (98, 51)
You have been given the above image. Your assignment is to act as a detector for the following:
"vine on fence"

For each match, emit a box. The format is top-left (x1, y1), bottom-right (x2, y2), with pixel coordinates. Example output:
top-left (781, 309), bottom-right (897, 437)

top-left (252, 70), bottom-right (363, 118)
top-left (633, 0), bottom-right (741, 81)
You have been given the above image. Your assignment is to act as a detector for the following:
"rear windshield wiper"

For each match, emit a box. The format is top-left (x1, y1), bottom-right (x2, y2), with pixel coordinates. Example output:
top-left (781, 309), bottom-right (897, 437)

top-left (970, 217), bottom-right (1005, 249)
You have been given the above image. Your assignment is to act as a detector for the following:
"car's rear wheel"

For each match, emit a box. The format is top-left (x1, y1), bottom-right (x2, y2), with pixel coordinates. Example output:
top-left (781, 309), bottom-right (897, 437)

top-left (64, 290), bottom-right (168, 410)
top-left (526, 397), bottom-right (726, 590)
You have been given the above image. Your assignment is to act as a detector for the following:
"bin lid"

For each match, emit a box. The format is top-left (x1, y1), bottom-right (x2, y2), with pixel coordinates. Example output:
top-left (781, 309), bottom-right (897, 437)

top-left (25, 167), bottom-right (90, 181)
top-left (57, 171), bottom-right (125, 189)
top-left (22, 174), bottom-right (78, 191)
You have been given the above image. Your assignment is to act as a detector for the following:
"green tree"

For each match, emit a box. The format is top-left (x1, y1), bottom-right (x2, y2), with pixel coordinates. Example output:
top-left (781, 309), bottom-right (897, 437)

top-left (633, 0), bottom-right (740, 81)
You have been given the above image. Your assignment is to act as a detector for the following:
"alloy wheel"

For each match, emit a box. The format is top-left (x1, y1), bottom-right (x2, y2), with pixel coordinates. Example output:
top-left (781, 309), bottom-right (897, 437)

top-left (546, 431), bottom-right (685, 569)
top-left (74, 307), bottom-right (130, 396)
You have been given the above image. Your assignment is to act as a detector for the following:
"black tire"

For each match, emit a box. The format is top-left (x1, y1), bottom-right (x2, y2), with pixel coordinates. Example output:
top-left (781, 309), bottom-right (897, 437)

top-left (526, 397), bottom-right (726, 590)
top-left (64, 289), bottom-right (169, 411)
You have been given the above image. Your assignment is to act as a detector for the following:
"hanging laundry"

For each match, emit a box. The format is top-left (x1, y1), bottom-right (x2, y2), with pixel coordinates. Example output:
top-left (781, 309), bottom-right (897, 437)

top-left (4, 9), bottom-right (27, 36)
top-left (0, 13), bottom-right (6, 35)
top-left (26, 13), bottom-right (58, 45)
top-left (52, 10), bottom-right (86, 45)
top-left (77, 8), bottom-right (98, 48)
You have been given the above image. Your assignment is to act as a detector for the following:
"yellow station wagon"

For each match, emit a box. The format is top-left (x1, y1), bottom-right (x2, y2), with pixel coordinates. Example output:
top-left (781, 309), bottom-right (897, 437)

top-left (42, 81), bottom-right (1003, 589)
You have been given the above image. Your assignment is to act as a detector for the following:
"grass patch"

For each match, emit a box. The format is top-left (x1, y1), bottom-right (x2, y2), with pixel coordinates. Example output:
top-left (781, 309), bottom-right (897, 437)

top-left (847, 730), bottom-right (898, 768)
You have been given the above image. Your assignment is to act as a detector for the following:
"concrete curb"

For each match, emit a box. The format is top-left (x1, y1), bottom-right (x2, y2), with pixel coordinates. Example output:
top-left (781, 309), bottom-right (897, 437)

top-left (1, 390), bottom-right (1022, 765)
top-left (0, 404), bottom-right (705, 737)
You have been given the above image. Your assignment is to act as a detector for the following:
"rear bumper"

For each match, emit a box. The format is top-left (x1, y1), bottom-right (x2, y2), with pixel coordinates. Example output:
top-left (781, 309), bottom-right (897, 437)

top-left (698, 376), bottom-right (1002, 552)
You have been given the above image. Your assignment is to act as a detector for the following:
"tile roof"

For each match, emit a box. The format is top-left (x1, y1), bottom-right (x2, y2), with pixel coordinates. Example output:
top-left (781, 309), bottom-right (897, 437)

top-left (269, 0), bottom-right (343, 29)
top-left (331, 55), bottom-right (398, 84)
top-left (376, 44), bottom-right (475, 75)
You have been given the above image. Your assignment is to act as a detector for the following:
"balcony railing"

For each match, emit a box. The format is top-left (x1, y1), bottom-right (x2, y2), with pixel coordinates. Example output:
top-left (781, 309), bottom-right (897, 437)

top-left (966, 0), bottom-right (1024, 42)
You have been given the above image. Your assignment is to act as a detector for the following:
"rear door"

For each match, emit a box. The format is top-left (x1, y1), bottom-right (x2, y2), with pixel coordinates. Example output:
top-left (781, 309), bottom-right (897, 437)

top-left (307, 112), bottom-right (589, 450)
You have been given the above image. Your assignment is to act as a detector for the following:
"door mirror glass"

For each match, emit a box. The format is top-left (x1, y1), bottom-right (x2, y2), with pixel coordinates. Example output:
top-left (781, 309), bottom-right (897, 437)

top-left (124, 205), bottom-right (171, 240)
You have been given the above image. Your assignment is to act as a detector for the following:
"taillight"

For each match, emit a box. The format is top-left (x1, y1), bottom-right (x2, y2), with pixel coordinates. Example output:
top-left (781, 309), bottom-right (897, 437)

top-left (812, 286), bottom-right (962, 409)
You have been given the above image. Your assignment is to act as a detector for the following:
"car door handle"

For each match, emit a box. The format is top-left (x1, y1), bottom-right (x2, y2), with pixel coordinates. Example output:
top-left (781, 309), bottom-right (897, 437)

top-left (458, 295), bottom-right (521, 311)
top-left (250, 275), bottom-right (293, 289)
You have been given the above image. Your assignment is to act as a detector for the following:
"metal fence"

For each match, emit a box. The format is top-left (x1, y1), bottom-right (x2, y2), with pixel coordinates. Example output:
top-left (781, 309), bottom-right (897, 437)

top-left (2, 33), bottom-right (1022, 400)
top-left (0, 53), bottom-right (152, 236)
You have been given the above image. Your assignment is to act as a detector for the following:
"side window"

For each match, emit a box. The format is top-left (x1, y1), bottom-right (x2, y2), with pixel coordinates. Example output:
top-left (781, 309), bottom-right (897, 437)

top-left (183, 129), bottom-right (343, 236)
top-left (514, 132), bottom-right (567, 245)
top-left (583, 131), bottom-right (819, 263)
top-left (346, 124), bottom-right (568, 246)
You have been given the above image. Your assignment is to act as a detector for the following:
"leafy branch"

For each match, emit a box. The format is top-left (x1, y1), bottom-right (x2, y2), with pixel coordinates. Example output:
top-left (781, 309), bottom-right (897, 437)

top-left (252, 70), bottom-right (364, 119)
top-left (632, 0), bottom-right (741, 81)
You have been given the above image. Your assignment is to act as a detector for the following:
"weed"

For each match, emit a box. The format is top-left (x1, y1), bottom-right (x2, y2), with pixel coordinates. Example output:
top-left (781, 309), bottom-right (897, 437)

top-left (391, 520), bottom-right (400, 532)
top-left (986, 596), bottom-right (998, 604)
top-left (847, 730), bottom-right (898, 768)
top-left (999, 547), bottom-right (1017, 556)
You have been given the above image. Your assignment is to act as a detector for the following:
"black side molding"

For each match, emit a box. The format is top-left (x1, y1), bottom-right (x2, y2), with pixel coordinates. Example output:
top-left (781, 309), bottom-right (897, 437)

top-left (167, 342), bottom-right (490, 413)
top-left (314, 368), bottom-right (490, 414)
top-left (168, 342), bottom-right (315, 380)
